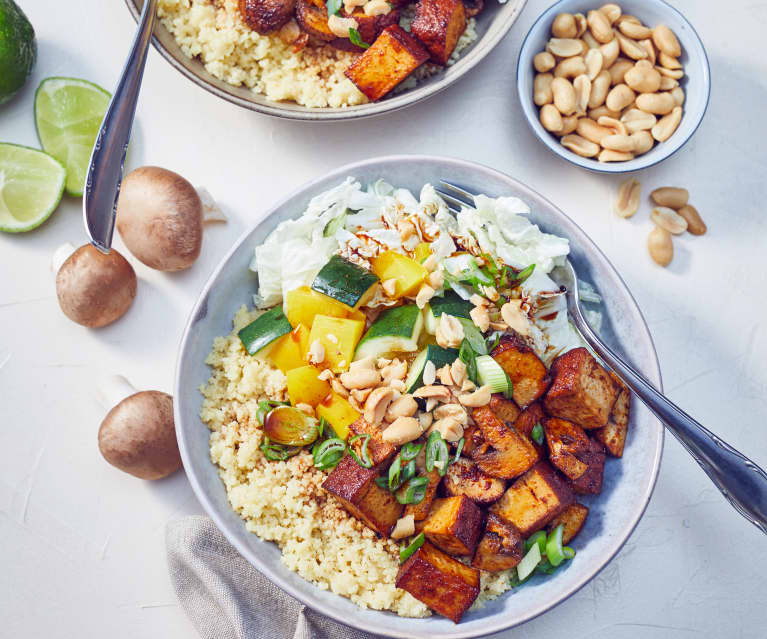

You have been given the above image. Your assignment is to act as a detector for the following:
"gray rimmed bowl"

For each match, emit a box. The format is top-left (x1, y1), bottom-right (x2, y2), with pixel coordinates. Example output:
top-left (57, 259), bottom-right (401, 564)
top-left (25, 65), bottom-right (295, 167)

top-left (174, 155), bottom-right (664, 638)
top-left (516, 0), bottom-right (711, 173)
top-left (125, 0), bottom-right (527, 120)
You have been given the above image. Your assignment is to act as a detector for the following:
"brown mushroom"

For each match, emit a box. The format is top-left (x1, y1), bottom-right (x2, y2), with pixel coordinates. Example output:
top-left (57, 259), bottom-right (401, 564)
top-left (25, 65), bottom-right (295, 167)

top-left (116, 166), bottom-right (203, 271)
top-left (56, 244), bottom-right (137, 328)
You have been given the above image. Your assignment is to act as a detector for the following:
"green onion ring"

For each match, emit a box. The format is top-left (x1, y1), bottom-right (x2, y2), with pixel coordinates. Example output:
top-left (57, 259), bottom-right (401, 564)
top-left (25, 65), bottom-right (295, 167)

top-left (399, 532), bottom-right (425, 563)
top-left (400, 442), bottom-right (422, 462)
top-left (453, 437), bottom-right (465, 463)
top-left (348, 433), bottom-right (373, 468)
top-left (313, 438), bottom-right (346, 470)
top-left (388, 455), bottom-right (403, 491)
top-left (524, 530), bottom-right (547, 555)
top-left (396, 476), bottom-right (429, 505)
top-left (545, 524), bottom-right (566, 567)
top-left (530, 422), bottom-right (544, 446)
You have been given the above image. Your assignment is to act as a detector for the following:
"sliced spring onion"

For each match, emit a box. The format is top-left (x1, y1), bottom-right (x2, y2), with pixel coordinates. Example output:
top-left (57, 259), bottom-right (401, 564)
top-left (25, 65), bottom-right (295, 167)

top-left (260, 440), bottom-right (300, 462)
top-left (545, 524), bottom-right (566, 567)
top-left (524, 530), bottom-right (547, 555)
top-left (388, 455), bottom-right (402, 490)
top-left (530, 422), bottom-right (544, 446)
top-left (396, 476), bottom-right (429, 504)
top-left (535, 559), bottom-right (557, 575)
top-left (459, 339), bottom-right (479, 384)
top-left (476, 355), bottom-right (510, 394)
top-left (256, 399), bottom-right (287, 426)
top-left (317, 417), bottom-right (327, 438)
top-left (502, 371), bottom-right (514, 399)
top-left (400, 442), bottom-right (422, 462)
top-left (402, 459), bottom-right (417, 484)
top-left (516, 541), bottom-right (542, 582)
top-left (458, 319), bottom-right (488, 355)
top-left (425, 431), bottom-right (449, 476)
top-left (485, 331), bottom-right (504, 353)
top-left (375, 476), bottom-right (389, 489)
top-left (348, 27), bottom-right (370, 48)
top-left (563, 546), bottom-right (576, 560)
top-left (453, 437), bottom-right (465, 463)
top-left (312, 438), bottom-right (345, 470)
top-left (348, 434), bottom-right (373, 468)
top-left (399, 532), bottom-right (425, 563)
top-left (510, 264), bottom-right (535, 286)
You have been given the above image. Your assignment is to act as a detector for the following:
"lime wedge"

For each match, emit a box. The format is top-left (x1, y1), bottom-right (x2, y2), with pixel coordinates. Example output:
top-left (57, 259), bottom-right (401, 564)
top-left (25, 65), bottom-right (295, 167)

top-left (34, 77), bottom-right (111, 197)
top-left (0, 143), bottom-right (66, 233)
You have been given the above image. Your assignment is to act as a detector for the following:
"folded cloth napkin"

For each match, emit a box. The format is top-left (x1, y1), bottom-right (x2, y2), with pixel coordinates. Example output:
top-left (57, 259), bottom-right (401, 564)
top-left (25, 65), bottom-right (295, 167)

top-left (166, 516), bottom-right (383, 639)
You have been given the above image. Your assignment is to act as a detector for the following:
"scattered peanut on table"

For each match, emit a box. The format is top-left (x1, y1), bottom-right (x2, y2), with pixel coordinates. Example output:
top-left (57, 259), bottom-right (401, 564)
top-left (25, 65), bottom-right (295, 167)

top-left (533, 4), bottom-right (686, 162)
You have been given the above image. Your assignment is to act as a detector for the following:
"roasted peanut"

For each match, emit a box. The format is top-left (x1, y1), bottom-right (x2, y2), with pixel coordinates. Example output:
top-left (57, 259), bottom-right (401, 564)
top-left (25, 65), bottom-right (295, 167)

top-left (651, 105), bottom-right (682, 141)
top-left (554, 56), bottom-right (587, 79)
top-left (671, 86), bottom-right (685, 106)
top-left (621, 108), bottom-right (657, 133)
top-left (587, 9), bottom-right (614, 43)
top-left (619, 14), bottom-right (641, 25)
top-left (585, 48), bottom-right (603, 79)
top-left (600, 37), bottom-right (620, 67)
top-left (630, 130), bottom-right (654, 154)
top-left (624, 59), bottom-right (661, 93)
top-left (597, 115), bottom-right (628, 135)
top-left (540, 104), bottom-right (564, 132)
top-left (599, 148), bottom-right (634, 162)
top-left (638, 38), bottom-right (657, 65)
top-left (650, 186), bottom-right (689, 209)
top-left (561, 134), bottom-right (600, 157)
top-left (589, 105), bottom-right (620, 120)
top-left (648, 226), bottom-right (673, 266)
top-left (616, 32), bottom-right (648, 60)
top-left (609, 58), bottom-right (634, 85)
top-left (635, 91), bottom-right (675, 114)
top-left (552, 12), bottom-right (578, 38)
top-left (582, 31), bottom-right (600, 49)
top-left (652, 23), bottom-right (681, 57)
top-left (614, 177), bottom-right (641, 218)
top-left (605, 83), bottom-right (636, 111)
top-left (658, 51), bottom-right (681, 69)
top-left (678, 204), bottom-right (706, 235)
top-left (588, 69), bottom-right (611, 108)
top-left (534, 73), bottom-right (554, 106)
top-left (574, 13), bottom-right (588, 37)
top-left (652, 206), bottom-right (688, 234)
top-left (659, 76), bottom-right (678, 90)
top-left (656, 65), bottom-right (683, 79)
top-left (547, 38), bottom-right (585, 58)
top-left (551, 77), bottom-right (577, 114)
top-left (559, 114), bottom-right (579, 136)
top-left (534, 51), bottom-right (556, 73)
top-left (599, 3), bottom-right (621, 24)
top-left (602, 133), bottom-right (636, 153)
top-left (573, 74), bottom-right (592, 113)
top-left (576, 117), bottom-right (613, 144)
top-left (618, 19), bottom-right (652, 39)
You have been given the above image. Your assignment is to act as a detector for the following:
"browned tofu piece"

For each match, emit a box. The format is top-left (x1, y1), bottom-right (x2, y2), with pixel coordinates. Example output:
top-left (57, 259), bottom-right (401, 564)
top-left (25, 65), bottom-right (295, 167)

top-left (462, 0), bottom-right (484, 17)
top-left (348, 416), bottom-right (396, 466)
top-left (345, 25), bottom-right (429, 101)
top-left (443, 457), bottom-right (506, 505)
top-left (471, 406), bottom-right (539, 479)
top-left (548, 503), bottom-right (589, 545)
top-left (461, 423), bottom-right (485, 457)
top-left (594, 372), bottom-right (630, 457)
top-left (404, 469), bottom-right (441, 521)
top-left (544, 347), bottom-right (619, 429)
top-left (396, 541), bottom-right (480, 623)
top-left (570, 437), bottom-right (606, 495)
top-left (345, 7), bottom-right (400, 46)
top-left (492, 335), bottom-right (551, 408)
top-left (471, 513), bottom-right (524, 572)
top-left (411, 0), bottom-right (466, 65)
top-left (514, 402), bottom-right (545, 439)
top-left (422, 495), bottom-right (482, 556)
top-left (295, 0), bottom-right (334, 41)
top-left (322, 455), bottom-right (403, 536)
top-left (543, 417), bottom-right (591, 481)
top-left (489, 394), bottom-right (521, 423)
top-left (239, 0), bottom-right (296, 33)
top-left (490, 461), bottom-right (574, 536)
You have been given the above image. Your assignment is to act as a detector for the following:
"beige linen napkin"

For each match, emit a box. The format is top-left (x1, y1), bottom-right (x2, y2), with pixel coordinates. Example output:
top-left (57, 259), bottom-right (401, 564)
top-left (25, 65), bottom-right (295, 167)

top-left (167, 516), bottom-right (384, 639)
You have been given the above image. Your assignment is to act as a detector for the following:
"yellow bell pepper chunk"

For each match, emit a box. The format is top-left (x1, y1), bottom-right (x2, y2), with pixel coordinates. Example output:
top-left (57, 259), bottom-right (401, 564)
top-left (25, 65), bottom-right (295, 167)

top-left (268, 324), bottom-right (310, 373)
top-left (371, 250), bottom-right (429, 298)
top-left (285, 286), bottom-right (356, 329)
top-left (308, 315), bottom-right (365, 373)
top-left (286, 365), bottom-right (331, 407)
top-left (414, 241), bottom-right (432, 264)
top-left (316, 392), bottom-right (359, 441)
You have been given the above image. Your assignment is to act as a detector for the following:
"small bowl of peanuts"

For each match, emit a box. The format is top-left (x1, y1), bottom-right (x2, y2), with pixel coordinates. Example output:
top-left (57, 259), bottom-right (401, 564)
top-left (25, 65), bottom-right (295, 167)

top-left (516, 0), bottom-right (710, 172)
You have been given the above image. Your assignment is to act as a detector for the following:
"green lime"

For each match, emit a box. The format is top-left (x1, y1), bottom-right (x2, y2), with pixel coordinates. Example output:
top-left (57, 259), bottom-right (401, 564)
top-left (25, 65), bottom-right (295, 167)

top-left (34, 77), bottom-right (111, 197)
top-left (0, 0), bottom-right (36, 104)
top-left (0, 143), bottom-right (66, 233)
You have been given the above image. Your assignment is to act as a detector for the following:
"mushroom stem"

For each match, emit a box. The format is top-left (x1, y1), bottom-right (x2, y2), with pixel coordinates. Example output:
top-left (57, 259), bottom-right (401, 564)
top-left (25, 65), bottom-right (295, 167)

top-left (96, 374), bottom-right (137, 410)
top-left (51, 243), bottom-right (76, 274)
top-left (197, 186), bottom-right (227, 223)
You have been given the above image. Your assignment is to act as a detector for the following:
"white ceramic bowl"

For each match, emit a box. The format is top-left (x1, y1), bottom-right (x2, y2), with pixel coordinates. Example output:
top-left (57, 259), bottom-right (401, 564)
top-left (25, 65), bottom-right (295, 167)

top-left (516, 0), bottom-right (710, 173)
top-left (126, 0), bottom-right (527, 121)
top-left (174, 155), bottom-right (664, 638)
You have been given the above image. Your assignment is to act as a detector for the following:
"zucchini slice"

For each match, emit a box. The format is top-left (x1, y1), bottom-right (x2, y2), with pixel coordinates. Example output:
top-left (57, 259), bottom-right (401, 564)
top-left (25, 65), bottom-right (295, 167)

top-left (238, 306), bottom-right (293, 357)
top-left (424, 291), bottom-right (474, 334)
top-left (312, 255), bottom-right (379, 310)
top-left (405, 344), bottom-right (459, 393)
top-left (354, 304), bottom-right (423, 361)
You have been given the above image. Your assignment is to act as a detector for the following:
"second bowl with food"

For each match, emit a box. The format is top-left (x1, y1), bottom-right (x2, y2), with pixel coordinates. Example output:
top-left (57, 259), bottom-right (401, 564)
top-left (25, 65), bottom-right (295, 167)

top-left (517, 0), bottom-right (710, 172)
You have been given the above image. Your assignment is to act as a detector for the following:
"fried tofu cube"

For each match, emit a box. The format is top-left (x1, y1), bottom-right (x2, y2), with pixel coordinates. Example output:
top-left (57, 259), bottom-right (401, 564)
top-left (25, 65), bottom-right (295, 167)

top-left (491, 335), bottom-right (551, 408)
top-left (548, 503), bottom-right (589, 545)
top-left (543, 417), bottom-right (591, 481)
top-left (489, 394), bottom-right (521, 423)
top-left (422, 495), bottom-right (482, 556)
top-left (513, 402), bottom-right (545, 439)
top-left (443, 457), bottom-right (506, 505)
top-left (544, 347), bottom-right (619, 429)
top-left (295, 0), bottom-right (334, 40)
top-left (344, 7), bottom-right (400, 47)
top-left (322, 455), bottom-right (403, 536)
top-left (570, 437), bottom-right (606, 495)
top-left (348, 416), bottom-right (396, 466)
top-left (405, 469), bottom-right (441, 521)
top-left (594, 372), bottom-right (630, 457)
top-left (471, 513), bottom-right (524, 572)
top-left (345, 25), bottom-right (429, 101)
top-left (490, 461), bottom-right (574, 536)
top-left (396, 541), bottom-right (480, 623)
top-left (471, 405), bottom-right (539, 479)
top-left (460, 423), bottom-right (485, 457)
top-left (410, 0), bottom-right (466, 65)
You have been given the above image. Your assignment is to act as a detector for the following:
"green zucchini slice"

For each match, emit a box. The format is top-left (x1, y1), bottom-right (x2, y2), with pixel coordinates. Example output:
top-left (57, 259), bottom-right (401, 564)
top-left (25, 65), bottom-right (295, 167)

top-left (424, 291), bottom-right (473, 334)
top-left (354, 304), bottom-right (423, 361)
top-left (405, 344), bottom-right (459, 393)
top-left (311, 254), bottom-right (379, 309)
top-left (238, 306), bottom-right (292, 356)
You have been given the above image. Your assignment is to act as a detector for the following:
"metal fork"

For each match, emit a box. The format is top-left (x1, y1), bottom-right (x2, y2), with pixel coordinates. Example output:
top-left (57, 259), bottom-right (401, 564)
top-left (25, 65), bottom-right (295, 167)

top-left (436, 180), bottom-right (767, 534)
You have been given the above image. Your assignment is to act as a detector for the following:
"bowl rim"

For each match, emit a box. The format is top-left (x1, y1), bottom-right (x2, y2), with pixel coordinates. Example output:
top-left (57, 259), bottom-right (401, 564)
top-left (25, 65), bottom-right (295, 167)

top-left (173, 154), bottom-right (664, 638)
top-left (125, 0), bottom-right (528, 121)
top-left (515, 0), bottom-right (711, 173)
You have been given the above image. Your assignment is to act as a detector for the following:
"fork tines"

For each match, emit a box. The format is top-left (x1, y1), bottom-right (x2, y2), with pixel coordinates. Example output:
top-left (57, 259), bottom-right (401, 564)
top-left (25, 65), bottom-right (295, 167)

top-left (436, 180), bottom-right (477, 215)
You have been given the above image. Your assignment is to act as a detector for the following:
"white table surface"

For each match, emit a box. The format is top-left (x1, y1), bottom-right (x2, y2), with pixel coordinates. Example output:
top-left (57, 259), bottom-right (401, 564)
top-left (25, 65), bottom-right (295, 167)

top-left (2, 1), bottom-right (766, 637)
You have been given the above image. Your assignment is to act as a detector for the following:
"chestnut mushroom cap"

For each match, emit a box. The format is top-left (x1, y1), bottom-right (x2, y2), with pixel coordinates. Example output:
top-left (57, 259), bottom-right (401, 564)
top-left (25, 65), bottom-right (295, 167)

top-left (98, 390), bottom-right (181, 480)
top-left (116, 166), bottom-right (203, 271)
top-left (56, 244), bottom-right (137, 328)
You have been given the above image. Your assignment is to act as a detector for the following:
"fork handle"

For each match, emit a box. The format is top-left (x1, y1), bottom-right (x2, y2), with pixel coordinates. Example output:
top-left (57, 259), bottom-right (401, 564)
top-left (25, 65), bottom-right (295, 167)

top-left (569, 303), bottom-right (767, 534)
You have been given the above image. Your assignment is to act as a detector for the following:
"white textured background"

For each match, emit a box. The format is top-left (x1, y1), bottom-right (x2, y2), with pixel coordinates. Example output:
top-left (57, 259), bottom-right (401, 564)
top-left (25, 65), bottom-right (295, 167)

top-left (1, 1), bottom-right (766, 637)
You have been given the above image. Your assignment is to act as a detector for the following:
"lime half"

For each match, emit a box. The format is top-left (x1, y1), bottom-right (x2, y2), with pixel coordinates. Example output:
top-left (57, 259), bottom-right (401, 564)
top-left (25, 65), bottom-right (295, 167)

top-left (34, 77), bottom-right (111, 197)
top-left (0, 143), bottom-right (66, 233)
top-left (0, 0), bottom-right (37, 104)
